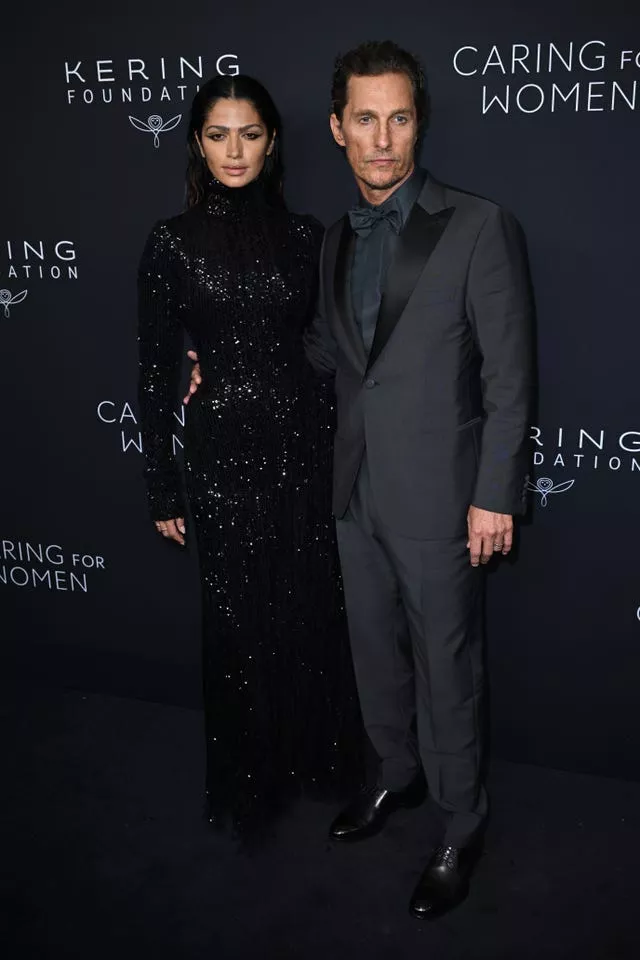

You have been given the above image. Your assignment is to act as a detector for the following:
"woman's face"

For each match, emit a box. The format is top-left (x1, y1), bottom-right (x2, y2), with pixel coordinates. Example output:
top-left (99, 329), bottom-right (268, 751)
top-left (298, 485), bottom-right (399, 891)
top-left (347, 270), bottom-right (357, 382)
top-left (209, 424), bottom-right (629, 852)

top-left (197, 98), bottom-right (274, 188)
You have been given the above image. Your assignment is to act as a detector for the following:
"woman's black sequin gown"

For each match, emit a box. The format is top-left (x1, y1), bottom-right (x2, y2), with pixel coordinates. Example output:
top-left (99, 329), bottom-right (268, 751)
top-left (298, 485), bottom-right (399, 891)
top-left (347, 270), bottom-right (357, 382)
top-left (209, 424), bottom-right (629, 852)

top-left (137, 178), bottom-right (362, 838)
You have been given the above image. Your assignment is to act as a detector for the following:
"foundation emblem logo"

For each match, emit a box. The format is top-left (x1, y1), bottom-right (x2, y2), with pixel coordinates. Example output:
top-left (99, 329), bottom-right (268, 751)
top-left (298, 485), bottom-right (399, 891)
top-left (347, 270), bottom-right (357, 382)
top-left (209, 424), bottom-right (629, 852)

top-left (526, 476), bottom-right (575, 507)
top-left (128, 113), bottom-right (182, 147)
top-left (0, 289), bottom-right (28, 318)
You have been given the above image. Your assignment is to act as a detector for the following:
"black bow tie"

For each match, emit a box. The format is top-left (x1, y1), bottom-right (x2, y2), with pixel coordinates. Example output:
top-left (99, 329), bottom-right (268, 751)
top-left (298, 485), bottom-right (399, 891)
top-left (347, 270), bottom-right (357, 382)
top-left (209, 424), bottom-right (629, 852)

top-left (348, 204), bottom-right (402, 238)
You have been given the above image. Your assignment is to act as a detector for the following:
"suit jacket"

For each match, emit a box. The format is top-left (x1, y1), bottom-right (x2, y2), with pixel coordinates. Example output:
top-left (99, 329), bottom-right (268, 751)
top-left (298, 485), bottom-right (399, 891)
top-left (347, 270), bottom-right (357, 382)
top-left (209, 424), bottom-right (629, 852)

top-left (303, 174), bottom-right (534, 539)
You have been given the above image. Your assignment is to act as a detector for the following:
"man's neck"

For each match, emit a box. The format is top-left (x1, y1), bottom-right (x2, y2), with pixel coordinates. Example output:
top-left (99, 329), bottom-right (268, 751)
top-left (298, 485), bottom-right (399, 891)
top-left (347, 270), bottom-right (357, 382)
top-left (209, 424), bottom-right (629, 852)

top-left (356, 164), bottom-right (415, 207)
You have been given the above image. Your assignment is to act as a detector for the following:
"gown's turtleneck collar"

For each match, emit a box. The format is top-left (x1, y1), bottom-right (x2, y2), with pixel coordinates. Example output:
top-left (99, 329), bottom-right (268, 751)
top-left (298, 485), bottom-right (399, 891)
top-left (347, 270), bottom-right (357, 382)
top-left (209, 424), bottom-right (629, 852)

top-left (204, 173), bottom-right (274, 218)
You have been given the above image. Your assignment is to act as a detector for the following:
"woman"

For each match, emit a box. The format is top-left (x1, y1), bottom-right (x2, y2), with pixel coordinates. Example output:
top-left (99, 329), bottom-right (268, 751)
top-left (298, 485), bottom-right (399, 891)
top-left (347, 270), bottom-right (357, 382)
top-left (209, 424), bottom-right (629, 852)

top-left (137, 75), bottom-right (362, 841)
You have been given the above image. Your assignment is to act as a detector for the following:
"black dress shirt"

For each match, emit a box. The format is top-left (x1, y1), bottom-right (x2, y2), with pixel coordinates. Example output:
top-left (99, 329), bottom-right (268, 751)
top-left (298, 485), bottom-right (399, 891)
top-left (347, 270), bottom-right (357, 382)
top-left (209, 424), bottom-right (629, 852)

top-left (349, 167), bottom-right (426, 355)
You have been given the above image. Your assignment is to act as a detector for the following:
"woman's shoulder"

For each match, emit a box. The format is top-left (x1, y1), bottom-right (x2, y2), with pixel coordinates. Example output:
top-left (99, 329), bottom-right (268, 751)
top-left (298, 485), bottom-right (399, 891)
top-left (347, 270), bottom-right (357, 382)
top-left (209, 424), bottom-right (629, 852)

top-left (142, 214), bottom-right (178, 244)
top-left (153, 204), bottom-right (202, 237)
top-left (139, 209), bottom-right (192, 273)
top-left (140, 205), bottom-right (203, 258)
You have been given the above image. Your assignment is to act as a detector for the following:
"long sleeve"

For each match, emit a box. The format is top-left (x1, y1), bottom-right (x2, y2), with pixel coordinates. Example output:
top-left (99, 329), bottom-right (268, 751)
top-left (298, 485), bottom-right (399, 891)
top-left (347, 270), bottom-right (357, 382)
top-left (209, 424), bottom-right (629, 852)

top-left (466, 206), bottom-right (534, 515)
top-left (137, 221), bottom-right (185, 520)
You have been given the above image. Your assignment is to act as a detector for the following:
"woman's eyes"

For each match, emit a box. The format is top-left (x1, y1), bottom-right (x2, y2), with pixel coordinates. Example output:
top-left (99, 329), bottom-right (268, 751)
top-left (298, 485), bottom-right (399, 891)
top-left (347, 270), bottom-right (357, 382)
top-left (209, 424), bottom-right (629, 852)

top-left (206, 132), bottom-right (262, 142)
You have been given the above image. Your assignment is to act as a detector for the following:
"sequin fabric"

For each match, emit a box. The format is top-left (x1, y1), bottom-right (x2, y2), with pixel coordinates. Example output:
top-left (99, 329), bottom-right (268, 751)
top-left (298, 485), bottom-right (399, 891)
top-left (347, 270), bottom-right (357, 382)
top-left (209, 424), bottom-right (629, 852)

top-left (137, 178), bottom-right (363, 840)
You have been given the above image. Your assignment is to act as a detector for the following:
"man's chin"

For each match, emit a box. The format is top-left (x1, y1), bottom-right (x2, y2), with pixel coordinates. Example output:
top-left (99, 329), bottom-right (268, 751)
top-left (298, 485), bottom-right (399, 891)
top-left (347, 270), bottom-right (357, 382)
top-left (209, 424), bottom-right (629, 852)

top-left (360, 166), bottom-right (409, 192)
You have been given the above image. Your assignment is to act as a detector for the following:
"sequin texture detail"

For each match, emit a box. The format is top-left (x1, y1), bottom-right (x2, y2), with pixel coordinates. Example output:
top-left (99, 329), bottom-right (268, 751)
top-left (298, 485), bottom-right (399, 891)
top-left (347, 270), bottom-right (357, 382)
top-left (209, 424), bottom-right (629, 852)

top-left (137, 179), bottom-right (362, 839)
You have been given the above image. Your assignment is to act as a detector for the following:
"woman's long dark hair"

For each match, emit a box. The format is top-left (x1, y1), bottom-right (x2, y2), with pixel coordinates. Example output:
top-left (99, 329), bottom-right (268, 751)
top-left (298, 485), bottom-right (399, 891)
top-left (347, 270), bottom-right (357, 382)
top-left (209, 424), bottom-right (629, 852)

top-left (185, 74), bottom-right (284, 208)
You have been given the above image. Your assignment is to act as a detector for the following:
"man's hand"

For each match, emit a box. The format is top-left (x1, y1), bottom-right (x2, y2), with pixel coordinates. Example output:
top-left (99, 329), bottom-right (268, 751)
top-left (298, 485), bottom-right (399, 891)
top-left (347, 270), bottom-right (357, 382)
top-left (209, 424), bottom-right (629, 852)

top-left (467, 506), bottom-right (513, 567)
top-left (154, 518), bottom-right (186, 546)
top-left (183, 350), bottom-right (202, 405)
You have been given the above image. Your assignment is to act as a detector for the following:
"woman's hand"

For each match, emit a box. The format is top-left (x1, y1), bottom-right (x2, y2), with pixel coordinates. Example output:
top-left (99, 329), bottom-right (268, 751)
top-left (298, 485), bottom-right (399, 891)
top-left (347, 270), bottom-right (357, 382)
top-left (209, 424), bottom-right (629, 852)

top-left (154, 518), bottom-right (186, 546)
top-left (183, 350), bottom-right (202, 405)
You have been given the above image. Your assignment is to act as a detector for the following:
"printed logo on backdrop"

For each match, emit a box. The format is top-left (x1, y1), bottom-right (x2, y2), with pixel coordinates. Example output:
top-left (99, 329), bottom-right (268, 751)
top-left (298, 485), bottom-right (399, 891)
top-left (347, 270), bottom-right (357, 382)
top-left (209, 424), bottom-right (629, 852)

top-left (1, 240), bottom-right (79, 282)
top-left (64, 53), bottom-right (240, 146)
top-left (526, 477), bottom-right (575, 507)
top-left (0, 539), bottom-right (106, 593)
top-left (129, 113), bottom-right (182, 148)
top-left (452, 41), bottom-right (640, 114)
top-left (0, 289), bottom-right (28, 318)
top-left (527, 423), bottom-right (640, 507)
top-left (531, 425), bottom-right (640, 474)
top-left (97, 400), bottom-right (184, 456)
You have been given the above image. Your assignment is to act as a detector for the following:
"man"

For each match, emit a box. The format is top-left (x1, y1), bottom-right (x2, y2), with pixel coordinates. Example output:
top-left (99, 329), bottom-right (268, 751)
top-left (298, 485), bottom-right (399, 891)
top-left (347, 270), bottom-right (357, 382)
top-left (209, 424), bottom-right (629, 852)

top-left (187, 40), bottom-right (533, 919)
top-left (304, 40), bottom-right (532, 919)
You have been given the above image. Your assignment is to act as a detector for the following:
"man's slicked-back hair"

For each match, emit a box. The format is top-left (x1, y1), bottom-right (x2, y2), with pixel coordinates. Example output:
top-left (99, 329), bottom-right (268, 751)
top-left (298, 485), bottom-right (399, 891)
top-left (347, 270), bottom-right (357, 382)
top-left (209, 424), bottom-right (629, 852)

top-left (331, 40), bottom-right (428, 127)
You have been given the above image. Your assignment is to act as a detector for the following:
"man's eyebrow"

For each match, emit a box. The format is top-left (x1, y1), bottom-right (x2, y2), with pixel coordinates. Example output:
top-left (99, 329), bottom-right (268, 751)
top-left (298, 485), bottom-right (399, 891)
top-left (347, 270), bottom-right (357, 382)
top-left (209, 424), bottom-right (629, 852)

top-left (351, 107), bottom-right (413, 117)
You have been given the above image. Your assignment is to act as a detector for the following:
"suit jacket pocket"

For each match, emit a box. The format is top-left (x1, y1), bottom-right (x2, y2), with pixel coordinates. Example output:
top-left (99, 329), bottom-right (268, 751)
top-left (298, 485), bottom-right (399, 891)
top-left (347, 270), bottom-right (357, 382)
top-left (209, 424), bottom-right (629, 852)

top-left (456, 415), bottom-right (484, 432)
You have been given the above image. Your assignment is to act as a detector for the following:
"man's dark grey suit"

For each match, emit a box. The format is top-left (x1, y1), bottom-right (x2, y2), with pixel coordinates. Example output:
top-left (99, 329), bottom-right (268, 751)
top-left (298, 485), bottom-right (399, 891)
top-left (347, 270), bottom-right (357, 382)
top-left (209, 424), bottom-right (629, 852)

top-left (304, 171), bottom-right (533, 846)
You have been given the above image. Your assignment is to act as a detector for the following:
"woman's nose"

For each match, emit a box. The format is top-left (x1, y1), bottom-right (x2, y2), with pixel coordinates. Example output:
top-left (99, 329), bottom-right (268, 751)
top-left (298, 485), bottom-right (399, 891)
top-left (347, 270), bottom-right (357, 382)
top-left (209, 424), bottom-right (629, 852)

top-left (227, 135), bottom-right (242, 158)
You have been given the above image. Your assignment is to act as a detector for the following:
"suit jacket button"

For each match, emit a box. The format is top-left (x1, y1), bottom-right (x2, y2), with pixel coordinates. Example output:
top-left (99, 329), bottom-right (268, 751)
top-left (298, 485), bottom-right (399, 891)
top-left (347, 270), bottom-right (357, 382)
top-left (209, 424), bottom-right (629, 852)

top-left (364, 378), bottom-right (377, 389)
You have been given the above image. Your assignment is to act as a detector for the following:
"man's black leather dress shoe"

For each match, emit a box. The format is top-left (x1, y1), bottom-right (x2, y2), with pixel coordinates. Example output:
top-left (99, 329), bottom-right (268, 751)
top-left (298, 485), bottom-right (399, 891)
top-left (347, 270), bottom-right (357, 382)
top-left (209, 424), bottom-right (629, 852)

top-left (329, 777), bottom-right (425, 841)
top-left (409, 842), bottom-right (480, 919)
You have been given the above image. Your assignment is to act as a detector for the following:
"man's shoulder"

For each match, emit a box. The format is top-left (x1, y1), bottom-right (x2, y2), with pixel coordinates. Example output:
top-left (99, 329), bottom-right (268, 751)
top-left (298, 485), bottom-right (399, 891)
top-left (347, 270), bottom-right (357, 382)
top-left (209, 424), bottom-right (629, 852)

top-left (429, 178), bottom-right (503, 216)
top-left (425, 177), bottom-right (519, 230)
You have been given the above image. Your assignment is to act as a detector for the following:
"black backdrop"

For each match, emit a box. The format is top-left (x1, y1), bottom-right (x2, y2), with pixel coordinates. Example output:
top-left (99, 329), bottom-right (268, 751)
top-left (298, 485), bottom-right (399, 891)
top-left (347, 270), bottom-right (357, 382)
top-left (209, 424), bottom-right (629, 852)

top-left (3, 0), bottom-right (639, 780)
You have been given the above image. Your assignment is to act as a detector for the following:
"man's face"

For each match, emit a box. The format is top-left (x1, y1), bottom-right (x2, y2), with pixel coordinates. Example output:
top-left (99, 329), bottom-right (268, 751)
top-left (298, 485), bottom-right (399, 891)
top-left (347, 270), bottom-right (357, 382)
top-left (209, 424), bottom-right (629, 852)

top-left (330, 72), bottom-right (418, 200)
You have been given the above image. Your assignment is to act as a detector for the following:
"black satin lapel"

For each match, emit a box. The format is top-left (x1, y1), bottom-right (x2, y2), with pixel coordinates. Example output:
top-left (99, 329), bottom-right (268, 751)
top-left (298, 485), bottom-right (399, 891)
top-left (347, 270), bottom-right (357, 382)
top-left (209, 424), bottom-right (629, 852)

top-left (367, 205), bottom-right (455, 372)
top-left (333, 217), bottom-right (366, 370)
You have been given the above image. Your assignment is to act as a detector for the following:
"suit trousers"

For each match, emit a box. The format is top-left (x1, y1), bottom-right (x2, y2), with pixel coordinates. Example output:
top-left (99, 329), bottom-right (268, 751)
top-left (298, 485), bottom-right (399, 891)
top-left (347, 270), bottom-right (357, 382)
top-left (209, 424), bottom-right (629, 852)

top-left (335, 457), bottom-right (488, 846)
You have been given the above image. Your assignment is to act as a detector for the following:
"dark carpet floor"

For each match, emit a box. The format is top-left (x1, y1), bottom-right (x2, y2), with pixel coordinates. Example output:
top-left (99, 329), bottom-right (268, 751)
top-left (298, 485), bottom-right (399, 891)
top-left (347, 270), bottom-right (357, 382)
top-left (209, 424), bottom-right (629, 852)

top-left (2, 681), bottom-right (639, 959)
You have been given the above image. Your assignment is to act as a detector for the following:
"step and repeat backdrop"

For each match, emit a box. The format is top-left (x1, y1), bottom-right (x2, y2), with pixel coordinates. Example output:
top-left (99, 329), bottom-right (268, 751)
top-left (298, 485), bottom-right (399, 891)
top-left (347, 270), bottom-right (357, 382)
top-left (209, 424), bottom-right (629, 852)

top-left (2, 0), bottom-right (639, 778)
